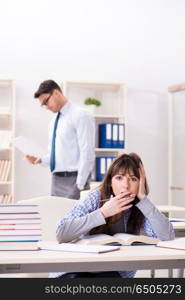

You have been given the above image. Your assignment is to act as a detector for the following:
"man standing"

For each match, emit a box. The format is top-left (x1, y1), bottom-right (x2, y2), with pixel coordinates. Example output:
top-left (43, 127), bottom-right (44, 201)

top-left (26, 80), bottom-right (95, 200)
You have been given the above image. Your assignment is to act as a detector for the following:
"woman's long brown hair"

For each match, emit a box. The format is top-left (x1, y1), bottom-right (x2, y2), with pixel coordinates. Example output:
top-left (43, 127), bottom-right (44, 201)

top-left (90, 153), bottom-right (149, 235)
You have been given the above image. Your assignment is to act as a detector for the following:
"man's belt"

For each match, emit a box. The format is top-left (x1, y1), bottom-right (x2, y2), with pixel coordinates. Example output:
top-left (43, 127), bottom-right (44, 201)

top-left (53, 171), bottom-right (78, 177)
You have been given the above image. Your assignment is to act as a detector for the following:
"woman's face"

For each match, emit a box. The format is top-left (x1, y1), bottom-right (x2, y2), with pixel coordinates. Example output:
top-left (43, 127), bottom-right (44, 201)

top-left (111, 170), bottom-right (139, 196)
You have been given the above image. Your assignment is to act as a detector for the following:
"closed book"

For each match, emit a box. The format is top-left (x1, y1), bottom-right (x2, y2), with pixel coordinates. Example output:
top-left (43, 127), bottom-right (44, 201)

top-left (0, 241), bottom-right (39, 251)
top-left (0, 213), bottom-right (41, 220)
top-left (0, 229), bottom-right (42, 236)
top-left (75, 233), bottom-right (160, 246)
top-left (0, 224), bottom-right (41, 229)
top-left (0, 204), bottom-right (40, 214)
top-left (0, 235), bottom-right (42, 242)
top-left (96, 157), bottom-right (106, 181)
top-left (99, 123), bottom-right (112, 148)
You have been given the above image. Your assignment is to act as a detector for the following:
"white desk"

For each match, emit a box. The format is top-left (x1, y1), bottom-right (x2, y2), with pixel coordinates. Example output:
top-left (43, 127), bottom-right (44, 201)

top-left (1, 243), bottom-right (185, 275)
top-left (157, 205), bottom-right (185, 214)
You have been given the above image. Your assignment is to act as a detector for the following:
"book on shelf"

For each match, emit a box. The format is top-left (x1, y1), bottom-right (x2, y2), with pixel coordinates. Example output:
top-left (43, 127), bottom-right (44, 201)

top-left (0, 213), bottom-right (41, 220)
top-left (0, 229), bottom-right (42, 236)
top-left (39, 241), bottom-right (120, 254)
top-left (0, 107), bottom-right (11, 113)
top-left (0, 223), bottom-right (41, 229)
top-left (118, 123), bottom-right (125, 148)
top-left (170, 218), bottom-right (185, 222)
top-left (0, 235), bottom-right (42, 242)
top-left (74, 233), bottom-right (160, 246)
top-left (0, 204), bottom-right (40, 214)
top-left (96, 156), bottom-right (115, 181)
top-left (99, 123), bottom-right (112, 148)
top-left (0, 160), bottom-right (5, 181)
top-left (12, 136), bottom-right (45, 157)
top-left (0, 160), bottom-right (11, 182)
top-left (0, 241), bottom-right (39, 251)
top-left (2, 160), bottom-right (11, 181)
top-left (0, 194), bottom-right (12, 204)
top-left (156, 237), bottom-right (185, 251)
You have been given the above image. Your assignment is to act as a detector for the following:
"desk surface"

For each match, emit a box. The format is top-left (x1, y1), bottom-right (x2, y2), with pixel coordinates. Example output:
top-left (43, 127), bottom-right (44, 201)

top-left (1, 242), bottom-right (185, 274)
top-left (172, 222), bottom-right (185, 230)
top-left (157, 205), bottom-right (185, 213)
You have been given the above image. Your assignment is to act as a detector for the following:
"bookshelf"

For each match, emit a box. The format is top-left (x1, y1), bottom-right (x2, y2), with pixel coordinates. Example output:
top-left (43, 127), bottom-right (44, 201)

top-left (62, 81), bottom-right (127, 188)
top-left (168, 82), bottom-right (185, 217)
top-left (0, 79), bottom-right (15, 203)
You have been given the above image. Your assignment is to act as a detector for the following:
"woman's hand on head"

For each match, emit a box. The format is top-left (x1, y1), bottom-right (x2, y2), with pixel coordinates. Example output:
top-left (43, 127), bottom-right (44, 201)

top-left (100, 192), bottom-right (135, 218)
top-left (137, 163), bottom-right (146, 200)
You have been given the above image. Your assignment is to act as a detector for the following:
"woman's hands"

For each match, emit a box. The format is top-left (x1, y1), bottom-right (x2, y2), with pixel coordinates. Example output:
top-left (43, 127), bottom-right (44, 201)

top-left (100, 192), bottom-right (135, 218)
top-left (137, 163), bottom-right (146, 201)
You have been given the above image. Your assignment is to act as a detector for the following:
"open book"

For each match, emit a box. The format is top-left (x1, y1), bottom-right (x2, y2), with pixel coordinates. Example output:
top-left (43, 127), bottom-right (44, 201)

top-left (75, 233), bottom-right (160, 246)
top-left (156, 237), bottom-right (185, 251)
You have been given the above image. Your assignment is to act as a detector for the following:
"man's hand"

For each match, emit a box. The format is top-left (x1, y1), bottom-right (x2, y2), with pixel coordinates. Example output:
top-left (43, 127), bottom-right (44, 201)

top-left (100, 192), bottom-right (135, 218)
top-left (77, 184), bottom-right (84, 191)
top-left (25, 155), bottom-right (41, 164)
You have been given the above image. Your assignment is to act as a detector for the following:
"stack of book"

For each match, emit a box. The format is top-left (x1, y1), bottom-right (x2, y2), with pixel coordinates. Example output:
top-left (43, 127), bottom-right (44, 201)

top-left (99, 123), bottom-right (125, 148)
top-left (0, 160), bottom-right (11, 181)
top-left (0, 204), bottom-right (42, 250)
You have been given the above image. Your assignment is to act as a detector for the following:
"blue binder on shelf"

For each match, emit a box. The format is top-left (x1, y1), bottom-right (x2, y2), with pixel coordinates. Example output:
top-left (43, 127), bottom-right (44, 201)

top-left (112, 123), bottom-right (119, 148)
top-left (106, 156), bottom-right (115, 170)
top-left (96, 156), bottom-right (115, 181)
top-left (96, 157), bottom-right (106, 181)
top-left (118, 123), bottom-right (125, 148)
top-left (99, 123), bottom-right (112, 148)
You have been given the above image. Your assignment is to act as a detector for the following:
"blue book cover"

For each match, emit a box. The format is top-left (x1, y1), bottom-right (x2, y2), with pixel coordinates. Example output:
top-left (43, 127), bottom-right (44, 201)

top-left (118, 123), bottom-right (125, 148)
top-left (99, 123), bottom-right (112, 148)
top-left (106, 156), bottom-right (115, 171)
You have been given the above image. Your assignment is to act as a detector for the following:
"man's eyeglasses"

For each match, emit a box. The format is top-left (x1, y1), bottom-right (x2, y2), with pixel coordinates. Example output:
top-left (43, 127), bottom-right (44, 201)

top-left (41, 93), bottom-right (52, 107)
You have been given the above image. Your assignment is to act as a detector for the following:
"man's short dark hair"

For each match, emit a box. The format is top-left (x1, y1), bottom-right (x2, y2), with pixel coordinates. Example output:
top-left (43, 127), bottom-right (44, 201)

top-left (34, 80), bottom-right (62, 98)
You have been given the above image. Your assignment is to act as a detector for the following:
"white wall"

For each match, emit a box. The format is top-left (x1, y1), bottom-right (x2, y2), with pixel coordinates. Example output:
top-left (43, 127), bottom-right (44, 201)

top-left (0, 0), bottom-right (185, 203)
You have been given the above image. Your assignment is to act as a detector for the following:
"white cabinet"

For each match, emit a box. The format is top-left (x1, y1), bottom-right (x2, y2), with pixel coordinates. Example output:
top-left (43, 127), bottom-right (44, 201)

top-left (168, 83), bottom-right (185, 217)
top-left (63, 81), bottom-right (127, 188)
top-left (0, 79), bottom-right (15, 203)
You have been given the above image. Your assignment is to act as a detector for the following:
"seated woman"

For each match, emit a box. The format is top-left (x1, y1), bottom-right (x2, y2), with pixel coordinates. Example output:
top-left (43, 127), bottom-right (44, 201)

top-left (55, 153), bottom-right (175, 278)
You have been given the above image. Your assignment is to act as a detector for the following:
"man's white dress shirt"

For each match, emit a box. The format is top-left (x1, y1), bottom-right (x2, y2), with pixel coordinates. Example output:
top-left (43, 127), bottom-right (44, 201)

top-left (41, 101), bottom-right (95, 186)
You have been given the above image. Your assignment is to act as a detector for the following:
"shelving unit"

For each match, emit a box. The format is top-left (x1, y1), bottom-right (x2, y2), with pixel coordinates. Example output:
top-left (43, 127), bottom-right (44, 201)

top-left (168, 82), bottom-right (185, 217)
top-left (62, 81), bottom-right (127, 188)
top-left (0, 79), bottom-right (15, 203)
